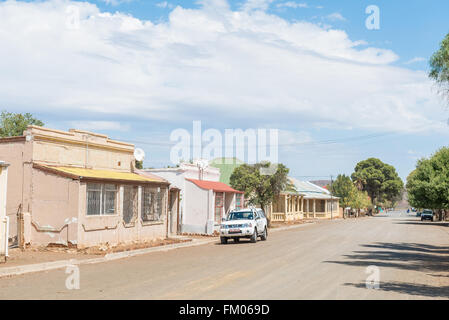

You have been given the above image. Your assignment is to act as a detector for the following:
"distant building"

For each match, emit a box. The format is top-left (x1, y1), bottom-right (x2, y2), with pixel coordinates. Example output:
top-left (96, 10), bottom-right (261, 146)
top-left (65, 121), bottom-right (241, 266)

top-left (290, 178), bottom-right (340, 219)
top-left (309, 180), bottom-right (331, 189)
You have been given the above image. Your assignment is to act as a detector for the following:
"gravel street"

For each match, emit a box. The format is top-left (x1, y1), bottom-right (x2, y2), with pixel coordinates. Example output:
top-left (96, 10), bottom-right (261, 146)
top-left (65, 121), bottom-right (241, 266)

top-left (1, 210), bottom-right (448, 300)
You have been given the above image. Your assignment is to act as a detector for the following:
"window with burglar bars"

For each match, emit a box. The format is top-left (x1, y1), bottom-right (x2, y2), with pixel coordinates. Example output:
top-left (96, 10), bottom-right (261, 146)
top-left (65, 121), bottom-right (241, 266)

top-left (142, 186), bottom-right (164, 222)
top-left (123, 185), bottom-right (138, 224)
top-left (87, 183), bottom-right (117, 216)
top-left (214, 192), bottom-right (224, 223)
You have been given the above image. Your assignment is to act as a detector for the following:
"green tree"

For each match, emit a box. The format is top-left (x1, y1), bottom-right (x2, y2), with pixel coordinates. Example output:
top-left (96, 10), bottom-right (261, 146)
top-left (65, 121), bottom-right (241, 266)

top-left (406, 147), bottom-right (449, 220)
top-left (230, 162), bottom-right (290, 220)
top-left (351, 158), bottom-right (403, 206)
top-left (0, 111), bottom-right (44, 137)
top-left (329, 174), bottom-right (354, 210)
top-left (429, 33), bottom-right (449, 101)
top-left (348, 188), bottom-right (372, 217)
top-left (135, 160), bottom-right (143, 169)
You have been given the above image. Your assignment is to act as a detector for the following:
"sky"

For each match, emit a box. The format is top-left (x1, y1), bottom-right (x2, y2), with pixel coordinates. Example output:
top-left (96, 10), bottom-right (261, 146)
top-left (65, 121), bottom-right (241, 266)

top-left (1, 0), bottom-right (449, 181)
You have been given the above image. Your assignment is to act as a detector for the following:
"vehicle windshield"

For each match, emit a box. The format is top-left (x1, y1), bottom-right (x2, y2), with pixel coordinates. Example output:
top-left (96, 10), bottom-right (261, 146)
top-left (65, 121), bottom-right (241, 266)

top-left (423, 210), bottom-right (433, 214)
top-left (227, 211), bottom-right (254, 221)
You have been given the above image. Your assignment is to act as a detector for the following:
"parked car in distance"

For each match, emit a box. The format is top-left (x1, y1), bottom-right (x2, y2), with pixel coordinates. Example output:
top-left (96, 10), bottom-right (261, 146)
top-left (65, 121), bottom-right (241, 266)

top-left (220, 208), bottom-right (268, 244)
top-left (421, 209), bottom-right (434, 221)
top-left (416, 210), bottom-right (422, 217)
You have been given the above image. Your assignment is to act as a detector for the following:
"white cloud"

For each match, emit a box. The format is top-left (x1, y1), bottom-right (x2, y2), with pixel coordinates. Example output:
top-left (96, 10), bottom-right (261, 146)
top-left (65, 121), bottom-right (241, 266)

top-left (276, 2), bottom-right (308, 9)
top-left (404, 57), bottom-right (426, 65)
top-left (0, 0), bottom-right (446, 134)
top-left (326, 12), bottom-right (346, 21)
top-left (156, 1), bottom-right (174, 9)
top-left (100, 0), bottom-right (133, 6)
top-left (242, 0), bottom-right (274, 12)
top-left (67, 121), bottom-right (130, 132)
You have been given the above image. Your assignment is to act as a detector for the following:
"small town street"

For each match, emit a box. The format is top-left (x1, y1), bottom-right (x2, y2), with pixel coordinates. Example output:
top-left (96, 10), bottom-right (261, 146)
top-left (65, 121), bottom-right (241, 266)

top-left (1, 210), bottom-right (448, 300)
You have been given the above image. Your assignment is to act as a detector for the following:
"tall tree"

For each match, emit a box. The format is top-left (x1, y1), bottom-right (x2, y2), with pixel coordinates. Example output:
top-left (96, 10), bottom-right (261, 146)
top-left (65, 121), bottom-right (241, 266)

top-left (230, 162), bottom-right (290, 218)
top-left (429, 33), bottom-right (449, 101)
top-left (407, 147), bottom-right (449, 220)
top-left (329, 174), bottom-right (354, 210)
top-left (0, 111), bottom-right (44, 137)
top-left (351, 158), bottom-right (403, 206)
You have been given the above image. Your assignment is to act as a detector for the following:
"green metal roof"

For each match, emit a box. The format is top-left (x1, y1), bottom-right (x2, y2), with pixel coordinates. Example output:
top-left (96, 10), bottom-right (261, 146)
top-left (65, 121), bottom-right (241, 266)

top-left (209, 158), bottom-right (244, 185)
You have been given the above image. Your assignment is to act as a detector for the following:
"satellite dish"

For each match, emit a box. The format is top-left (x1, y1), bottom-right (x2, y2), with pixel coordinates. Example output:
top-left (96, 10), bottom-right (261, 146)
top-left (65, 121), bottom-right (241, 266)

top-left (134, 148), bottom-right (145, 162)
top-left (196, 159), bottom-right (209, 169)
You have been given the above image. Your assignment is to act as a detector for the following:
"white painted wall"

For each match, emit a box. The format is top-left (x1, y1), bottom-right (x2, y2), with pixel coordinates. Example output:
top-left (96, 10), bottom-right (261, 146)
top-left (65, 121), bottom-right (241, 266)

top-left (184, 181), bottom-right (212, 234)
top-left (145, 163), bottom-right (219, 234)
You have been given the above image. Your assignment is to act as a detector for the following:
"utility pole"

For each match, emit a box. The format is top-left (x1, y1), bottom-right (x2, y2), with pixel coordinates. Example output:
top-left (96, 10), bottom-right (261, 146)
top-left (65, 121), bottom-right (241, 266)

top-left (330, 175), bottom-right (334, 220)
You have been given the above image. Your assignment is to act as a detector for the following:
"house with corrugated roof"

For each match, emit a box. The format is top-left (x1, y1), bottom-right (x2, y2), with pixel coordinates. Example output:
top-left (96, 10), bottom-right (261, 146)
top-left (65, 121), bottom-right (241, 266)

top-left (145, 162), bottom-right (244, 234)
top-left (290, 178), bottom-right (340, 219)
top-left (0, 125), bottom-right (173, 248)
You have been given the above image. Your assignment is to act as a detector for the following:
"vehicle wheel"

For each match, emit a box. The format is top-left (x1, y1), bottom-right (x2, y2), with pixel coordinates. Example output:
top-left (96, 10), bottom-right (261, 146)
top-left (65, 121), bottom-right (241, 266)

top-left (421, 218), bottom-right (423, 221)
top-left (234, 237), bottom-right (240, 243)
top-left (261, 227), bottom-right (268, 241)
top-left (220, 237), bottom-right (228, 244)
top-left (250, 229), bottom-right (257, 243)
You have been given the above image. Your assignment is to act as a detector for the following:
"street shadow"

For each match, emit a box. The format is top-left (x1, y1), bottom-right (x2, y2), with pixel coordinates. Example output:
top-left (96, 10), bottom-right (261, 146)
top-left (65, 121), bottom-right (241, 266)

top-left (395, 221), bottom-right (449, 227)
top-left (325, 242), bottom-right (449, 297)
top-left (327, 242), bottom-right (449, 272)
top-left (343, 281), bottom-right (449, 298)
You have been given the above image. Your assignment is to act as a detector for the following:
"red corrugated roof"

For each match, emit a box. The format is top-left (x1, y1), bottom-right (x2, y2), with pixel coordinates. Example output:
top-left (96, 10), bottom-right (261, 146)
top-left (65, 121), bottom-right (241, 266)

top-left (186, 178), bottom-right (244, 193)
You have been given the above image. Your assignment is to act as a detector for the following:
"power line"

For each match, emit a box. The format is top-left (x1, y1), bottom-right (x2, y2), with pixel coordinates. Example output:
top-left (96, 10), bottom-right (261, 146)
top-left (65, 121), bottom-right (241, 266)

top-left (119, 131), bottom-right (396, 148)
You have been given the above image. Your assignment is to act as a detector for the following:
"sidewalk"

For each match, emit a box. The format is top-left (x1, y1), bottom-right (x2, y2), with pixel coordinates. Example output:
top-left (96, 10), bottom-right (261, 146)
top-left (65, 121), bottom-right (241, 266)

top-left (0, 222), bottom-right (315, 279)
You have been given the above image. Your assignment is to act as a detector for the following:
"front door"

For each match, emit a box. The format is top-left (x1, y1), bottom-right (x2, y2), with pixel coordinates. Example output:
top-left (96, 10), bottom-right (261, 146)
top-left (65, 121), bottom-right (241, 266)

top-left (214, 192), bottom-right (224, 224)
top-left (168, 190), bottom-right (178, 235)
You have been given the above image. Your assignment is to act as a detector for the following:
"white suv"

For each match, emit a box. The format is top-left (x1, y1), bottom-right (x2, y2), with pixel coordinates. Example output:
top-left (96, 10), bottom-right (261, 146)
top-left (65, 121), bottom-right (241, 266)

top-left (220, 208), bottom-right (268, 244)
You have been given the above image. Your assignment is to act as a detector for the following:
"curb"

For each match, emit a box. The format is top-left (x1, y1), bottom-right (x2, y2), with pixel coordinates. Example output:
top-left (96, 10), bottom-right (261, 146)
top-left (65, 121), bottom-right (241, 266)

top-left (0, 222), bottom-right (315, 278)
top-left (0, 238), bottom-right (216, 278)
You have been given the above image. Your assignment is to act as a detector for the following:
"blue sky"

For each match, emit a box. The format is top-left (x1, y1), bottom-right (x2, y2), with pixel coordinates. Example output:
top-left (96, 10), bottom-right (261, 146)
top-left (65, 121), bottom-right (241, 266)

top-left (2, 0), bottom-right (449, 181)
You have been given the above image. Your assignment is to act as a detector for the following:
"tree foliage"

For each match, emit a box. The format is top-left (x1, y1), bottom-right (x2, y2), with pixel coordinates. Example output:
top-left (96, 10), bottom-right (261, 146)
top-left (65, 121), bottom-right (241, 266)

top-left (351, 158), bottom-right (403, 206)
top-left (429, 33), bottom-right (449, 101)
top-left (329, 174), bottom-right (354, 209)
top-left (407, 147), bottom-right (449, 218)
top-left (348, 188), bottom-right (372, 213)
top-left (135, 160), bottom-right (143, 169)
top-left (0, 111), bottom-right (44, 137)
top-left (230, 162), bottom-right (290, 210)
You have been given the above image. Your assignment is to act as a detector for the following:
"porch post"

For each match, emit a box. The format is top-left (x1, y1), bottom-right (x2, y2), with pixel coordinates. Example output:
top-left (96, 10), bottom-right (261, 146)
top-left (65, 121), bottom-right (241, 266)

top-left (284, 195), bottom-right (287, 222)
top-left (313, 199), bottom-right (316, 218)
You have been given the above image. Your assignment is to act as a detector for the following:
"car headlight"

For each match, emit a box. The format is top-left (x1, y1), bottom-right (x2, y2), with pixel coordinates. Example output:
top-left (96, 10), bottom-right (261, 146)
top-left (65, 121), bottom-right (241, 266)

top-left (242, 223), bottom-right (252, 228)
top-left (220, 224), bottom-right (227, 229)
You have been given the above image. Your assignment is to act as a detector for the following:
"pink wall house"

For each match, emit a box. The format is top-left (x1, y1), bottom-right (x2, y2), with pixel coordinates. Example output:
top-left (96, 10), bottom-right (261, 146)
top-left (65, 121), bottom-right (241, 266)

top-left (0, 126), bottom-right (171, 248)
